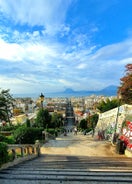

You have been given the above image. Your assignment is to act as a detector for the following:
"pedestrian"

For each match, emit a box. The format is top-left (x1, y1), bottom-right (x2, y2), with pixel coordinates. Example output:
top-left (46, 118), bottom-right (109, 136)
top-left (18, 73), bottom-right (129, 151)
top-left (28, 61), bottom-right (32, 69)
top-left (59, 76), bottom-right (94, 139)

top-left (74, 127), bottom-right (77, 135)
top-left (83, 130), bottom-right (86, 135)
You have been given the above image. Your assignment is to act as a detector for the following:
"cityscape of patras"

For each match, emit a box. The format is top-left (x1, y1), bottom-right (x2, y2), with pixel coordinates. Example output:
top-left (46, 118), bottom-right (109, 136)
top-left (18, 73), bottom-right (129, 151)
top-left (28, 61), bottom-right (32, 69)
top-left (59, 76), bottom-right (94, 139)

top-left (10, 95), bottom-right (115, 125)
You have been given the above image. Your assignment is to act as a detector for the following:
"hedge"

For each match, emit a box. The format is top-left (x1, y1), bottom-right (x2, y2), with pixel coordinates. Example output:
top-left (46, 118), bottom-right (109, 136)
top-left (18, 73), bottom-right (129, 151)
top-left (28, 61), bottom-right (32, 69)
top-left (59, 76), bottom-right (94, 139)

top-left (0, 142), bottom-right (8, 166)
top-left (0, 134), bottom-right (15, 144)
top-left (13, 127), bottom-right (44, 144)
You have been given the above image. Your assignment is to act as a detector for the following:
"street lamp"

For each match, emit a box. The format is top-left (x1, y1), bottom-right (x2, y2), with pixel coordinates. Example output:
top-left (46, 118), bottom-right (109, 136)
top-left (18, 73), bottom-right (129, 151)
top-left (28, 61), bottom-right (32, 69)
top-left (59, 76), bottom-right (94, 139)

top-left (112, 94), bottom-right (121, 144)
top-left (40, 93), bottom-right (44, 109)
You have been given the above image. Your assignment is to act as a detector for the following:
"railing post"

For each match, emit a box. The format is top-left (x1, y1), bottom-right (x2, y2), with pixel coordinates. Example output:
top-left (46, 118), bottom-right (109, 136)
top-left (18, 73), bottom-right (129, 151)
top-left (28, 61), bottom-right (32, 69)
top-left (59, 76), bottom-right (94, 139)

top-left (35, 140), bottom-right (40, 156)
top-left (21, 147), bottom-right (24, 157)
top-left (12, 149), bottom-right (16, 160)
top-left (27, 147), bottom-right (30, 155)
top-left (32, 146), bottom-right (35, 154)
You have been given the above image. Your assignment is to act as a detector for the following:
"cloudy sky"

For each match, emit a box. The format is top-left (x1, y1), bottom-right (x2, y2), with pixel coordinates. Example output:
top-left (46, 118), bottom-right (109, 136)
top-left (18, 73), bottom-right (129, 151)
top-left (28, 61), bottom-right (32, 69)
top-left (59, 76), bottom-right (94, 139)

top-left (0, 0), bottom-right (132, 95)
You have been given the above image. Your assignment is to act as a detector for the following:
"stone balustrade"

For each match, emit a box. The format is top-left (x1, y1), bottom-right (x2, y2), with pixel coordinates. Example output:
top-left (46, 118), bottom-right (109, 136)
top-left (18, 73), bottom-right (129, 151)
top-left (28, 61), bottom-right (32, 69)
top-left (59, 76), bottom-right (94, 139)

top-left (8, 144), bottom-right (37, 159)
top-left (0, 140), bottom-right (41, 170)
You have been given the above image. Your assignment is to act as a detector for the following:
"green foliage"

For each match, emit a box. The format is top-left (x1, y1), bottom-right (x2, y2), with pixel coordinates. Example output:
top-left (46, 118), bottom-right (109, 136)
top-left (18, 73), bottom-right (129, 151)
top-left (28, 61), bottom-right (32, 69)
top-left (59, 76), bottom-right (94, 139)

top-left (13, 127), bottom-right (43, 144)
top-left (26, 119), bottom-right (31, 127)
top-left (0, 142), bottom-right (8, 166)
top-left (35, 109), bottom-right (51, 128)
top-left (118, 64), bottom-right (132, 104)
top-left (0, 134), bottom-right (15, 144)
top-left (6, 136), bottom-right (15, 144)
top-left (0, 124), bottom-right (21, 131)
top-left (79, 119), bottom-right (87, 130)
top-left (47, 128), bottom-right (55, 135)
top-left (97, 98), bottom-right (119, 113)
top-left (90, 114), bottom-right (99, 134)
top-left (90, 114), bottom-right (99, 127)
top-left (0, 89), bottom-right (14, 124)
top-left (50, 112), bottom-right (63, 128)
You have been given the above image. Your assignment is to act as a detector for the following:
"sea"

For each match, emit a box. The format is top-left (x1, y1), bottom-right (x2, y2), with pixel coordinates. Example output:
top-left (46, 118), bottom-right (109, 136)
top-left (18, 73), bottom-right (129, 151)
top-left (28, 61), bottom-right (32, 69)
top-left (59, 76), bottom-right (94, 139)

top-left (12, 92), bottom-right (96, 99)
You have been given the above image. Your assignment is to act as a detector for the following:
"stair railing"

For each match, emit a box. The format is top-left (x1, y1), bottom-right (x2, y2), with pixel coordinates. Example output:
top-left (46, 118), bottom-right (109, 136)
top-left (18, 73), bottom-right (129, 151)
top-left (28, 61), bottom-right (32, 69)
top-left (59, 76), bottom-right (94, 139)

top-left (0, 141), bottom-right (41, 170)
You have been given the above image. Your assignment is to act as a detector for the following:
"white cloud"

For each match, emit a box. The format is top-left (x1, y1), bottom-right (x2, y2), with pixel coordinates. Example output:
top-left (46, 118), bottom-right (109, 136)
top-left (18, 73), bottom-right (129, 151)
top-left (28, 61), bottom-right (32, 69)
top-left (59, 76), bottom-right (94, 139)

top-left (0, 39), bottom-right (24, 61)
top-left (59, 79), bottom-right (79, 88)
top-left (0, 0), bottom-right (73, 35)
top-left (76, 63), bottom-right (87, 69)
top-left (0, 29), bottom-right (132, 93)
top-left (91, 39), bottom-right (132, 61)
top-left (0, 75), bottom-right (36, 94)
top-left (0, 38), bottom-right (61, 64)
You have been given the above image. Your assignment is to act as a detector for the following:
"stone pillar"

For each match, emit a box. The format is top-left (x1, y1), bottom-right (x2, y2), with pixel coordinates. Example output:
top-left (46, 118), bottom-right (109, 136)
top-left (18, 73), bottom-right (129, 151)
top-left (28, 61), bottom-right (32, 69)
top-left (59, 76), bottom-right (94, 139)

top-left (27, 147), bottom-right (30, 155)
top-left (32, 146), bottom-right (35, 154)
top-left (12, 149), bottom-right (16, 160)
top-left (20, 147), bottom-right (24, 157)
top-left (35, 140), bottom-right (40, 156)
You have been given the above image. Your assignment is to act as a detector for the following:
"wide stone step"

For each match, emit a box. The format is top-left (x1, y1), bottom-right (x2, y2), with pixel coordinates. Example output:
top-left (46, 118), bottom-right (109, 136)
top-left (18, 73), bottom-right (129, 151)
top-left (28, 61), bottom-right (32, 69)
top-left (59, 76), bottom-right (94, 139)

top-left (0, 155), bottom-right (132, 183)
top-left (11, 155), bottom-right (131, 170)
top-left (0, 171), bottom-right (132, 183)
top-left (1, 169), bottom-right (132, 176)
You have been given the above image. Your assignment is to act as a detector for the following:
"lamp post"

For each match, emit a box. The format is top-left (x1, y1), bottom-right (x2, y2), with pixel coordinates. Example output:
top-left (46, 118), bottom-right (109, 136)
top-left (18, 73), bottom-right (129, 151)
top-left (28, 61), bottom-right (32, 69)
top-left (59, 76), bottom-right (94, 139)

top-left (40, 93), bottom-right (44, 109)
top-left (112, 94), bottom-right (121, 144)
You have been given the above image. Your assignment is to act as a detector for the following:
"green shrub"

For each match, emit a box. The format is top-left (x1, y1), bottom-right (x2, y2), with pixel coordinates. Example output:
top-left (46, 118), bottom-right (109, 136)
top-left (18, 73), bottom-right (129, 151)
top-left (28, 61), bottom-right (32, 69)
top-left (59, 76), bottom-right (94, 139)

top-left (0, 142), bottom-right (8, 166)
top-left (0, 125), bottom-right (21, 131)
top-left (0, 134), bottom-right (15, 144)
top-left (26, 119), bottom-right (31, 127)
top-left (54, 130), bottom-right (58, 137)
top-left (6, 136), bottom-right (15, 144)
top-left (13, 127), bottom-right (43, 144)
top-left (46, 128), bottom-right (55, 135)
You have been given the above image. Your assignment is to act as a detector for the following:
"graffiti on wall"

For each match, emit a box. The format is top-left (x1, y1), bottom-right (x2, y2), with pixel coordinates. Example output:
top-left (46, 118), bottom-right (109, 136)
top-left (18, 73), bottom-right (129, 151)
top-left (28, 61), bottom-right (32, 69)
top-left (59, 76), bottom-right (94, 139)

top-left (120, 121), bottom-right (132, 150)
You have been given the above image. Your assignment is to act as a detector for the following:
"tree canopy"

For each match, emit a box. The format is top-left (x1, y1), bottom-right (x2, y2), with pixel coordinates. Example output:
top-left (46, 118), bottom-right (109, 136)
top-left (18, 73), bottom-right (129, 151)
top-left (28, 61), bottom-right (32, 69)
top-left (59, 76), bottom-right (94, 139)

top-left (79, 119), bottom-right (88, 130)
top-left (51, 112), bottom-right (63, 128)
top-left (97, 98), bottom-right (120, 113)
top-left (0, 89), bottom-right (14, 124)
top-left (118, 64), bottom-right (132, 104)
top-left (35, 108), bottom-right (51, 128)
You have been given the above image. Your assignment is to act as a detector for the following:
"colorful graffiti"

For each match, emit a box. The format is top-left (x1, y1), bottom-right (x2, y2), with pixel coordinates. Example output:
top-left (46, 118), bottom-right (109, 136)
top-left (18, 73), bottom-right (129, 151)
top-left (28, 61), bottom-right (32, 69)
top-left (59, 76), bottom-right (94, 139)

top-left (120, 121), bottom-right (132, 150)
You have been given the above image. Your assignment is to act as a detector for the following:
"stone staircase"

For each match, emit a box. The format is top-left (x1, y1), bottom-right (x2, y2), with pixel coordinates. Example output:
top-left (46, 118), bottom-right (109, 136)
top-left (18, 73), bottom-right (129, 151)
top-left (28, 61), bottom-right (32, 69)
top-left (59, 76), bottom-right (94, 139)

top-left (0, 154), bottom-right (132, 183)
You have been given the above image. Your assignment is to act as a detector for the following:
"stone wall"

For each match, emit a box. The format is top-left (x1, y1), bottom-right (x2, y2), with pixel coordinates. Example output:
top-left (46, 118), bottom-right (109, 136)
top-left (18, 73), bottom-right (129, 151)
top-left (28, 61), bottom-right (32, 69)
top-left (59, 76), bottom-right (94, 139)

top-left (95, 104), bottom-right (132, 139)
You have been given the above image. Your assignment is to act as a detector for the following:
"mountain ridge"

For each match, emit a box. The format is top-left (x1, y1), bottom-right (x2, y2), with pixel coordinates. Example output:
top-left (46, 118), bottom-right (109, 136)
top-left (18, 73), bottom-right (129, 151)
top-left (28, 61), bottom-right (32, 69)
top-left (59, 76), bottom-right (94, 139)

top-left (13, 85), bottom-right (118, 98)
top-left (63, 85), bottom-right (118, 96)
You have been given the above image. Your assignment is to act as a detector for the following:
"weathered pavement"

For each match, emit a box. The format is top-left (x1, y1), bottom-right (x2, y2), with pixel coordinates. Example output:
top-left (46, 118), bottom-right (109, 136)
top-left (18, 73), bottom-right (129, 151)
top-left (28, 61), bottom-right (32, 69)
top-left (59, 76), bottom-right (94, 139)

top-left (0, 132), bottom-right (132, 184)
top-left (41, 132), bottom-right (122, 157)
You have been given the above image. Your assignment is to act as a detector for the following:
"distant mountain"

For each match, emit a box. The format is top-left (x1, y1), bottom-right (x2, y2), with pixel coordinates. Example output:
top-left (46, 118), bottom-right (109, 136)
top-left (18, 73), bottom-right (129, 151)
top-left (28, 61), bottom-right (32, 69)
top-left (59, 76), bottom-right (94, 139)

top-left (63, 85), bottom-right (118, 96)
top-left (13, 85), bottom-right (118, 98)
top-left (63, 88), bottom-right (75, 93)
top-left (99, 85), bottom-right (118, 96)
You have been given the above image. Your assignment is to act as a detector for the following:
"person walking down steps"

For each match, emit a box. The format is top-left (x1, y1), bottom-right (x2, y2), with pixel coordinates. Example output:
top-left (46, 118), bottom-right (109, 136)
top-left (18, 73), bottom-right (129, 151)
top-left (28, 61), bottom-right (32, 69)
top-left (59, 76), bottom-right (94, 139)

top-left (74, 127), bottom-right (77, 135)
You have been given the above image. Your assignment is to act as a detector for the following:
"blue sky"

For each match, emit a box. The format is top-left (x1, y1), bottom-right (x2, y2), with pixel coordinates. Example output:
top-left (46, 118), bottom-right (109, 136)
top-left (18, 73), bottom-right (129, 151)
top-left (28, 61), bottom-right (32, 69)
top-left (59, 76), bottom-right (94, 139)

top-left (0, 0), bottom-right (132, 95)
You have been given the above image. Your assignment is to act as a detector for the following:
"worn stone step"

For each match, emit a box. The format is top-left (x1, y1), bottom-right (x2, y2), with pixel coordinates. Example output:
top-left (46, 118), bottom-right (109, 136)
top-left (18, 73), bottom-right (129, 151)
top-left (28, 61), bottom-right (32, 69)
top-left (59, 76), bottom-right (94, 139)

top-left (12, 161), bottom-right (132, 170)
top-left (1, 169), bottom-right (132, 176)
top-left (0, 179), bottom-right (130, 184)
top-left (1, 155), bottom-right (132, 184)
top-left (0, 173), bottom-right (132, 183)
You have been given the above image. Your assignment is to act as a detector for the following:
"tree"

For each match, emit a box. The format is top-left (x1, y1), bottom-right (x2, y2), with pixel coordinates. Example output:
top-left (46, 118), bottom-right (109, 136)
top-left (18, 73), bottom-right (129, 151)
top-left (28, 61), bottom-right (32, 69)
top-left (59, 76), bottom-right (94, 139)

top-left (90, 114), bottom-right (99, 136)
top-left (118, 64), bottom-right (132, 104)
top-left (51, 112), bottom-right (63, 128)
top-left (35, 109), bottom-right (51, 128)
top-left (0, 89), bottom-right (14, 125)
top-left (97, 98), bottom-right (120, 113)
top-left (79, 119), bottom-right (87, 130)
